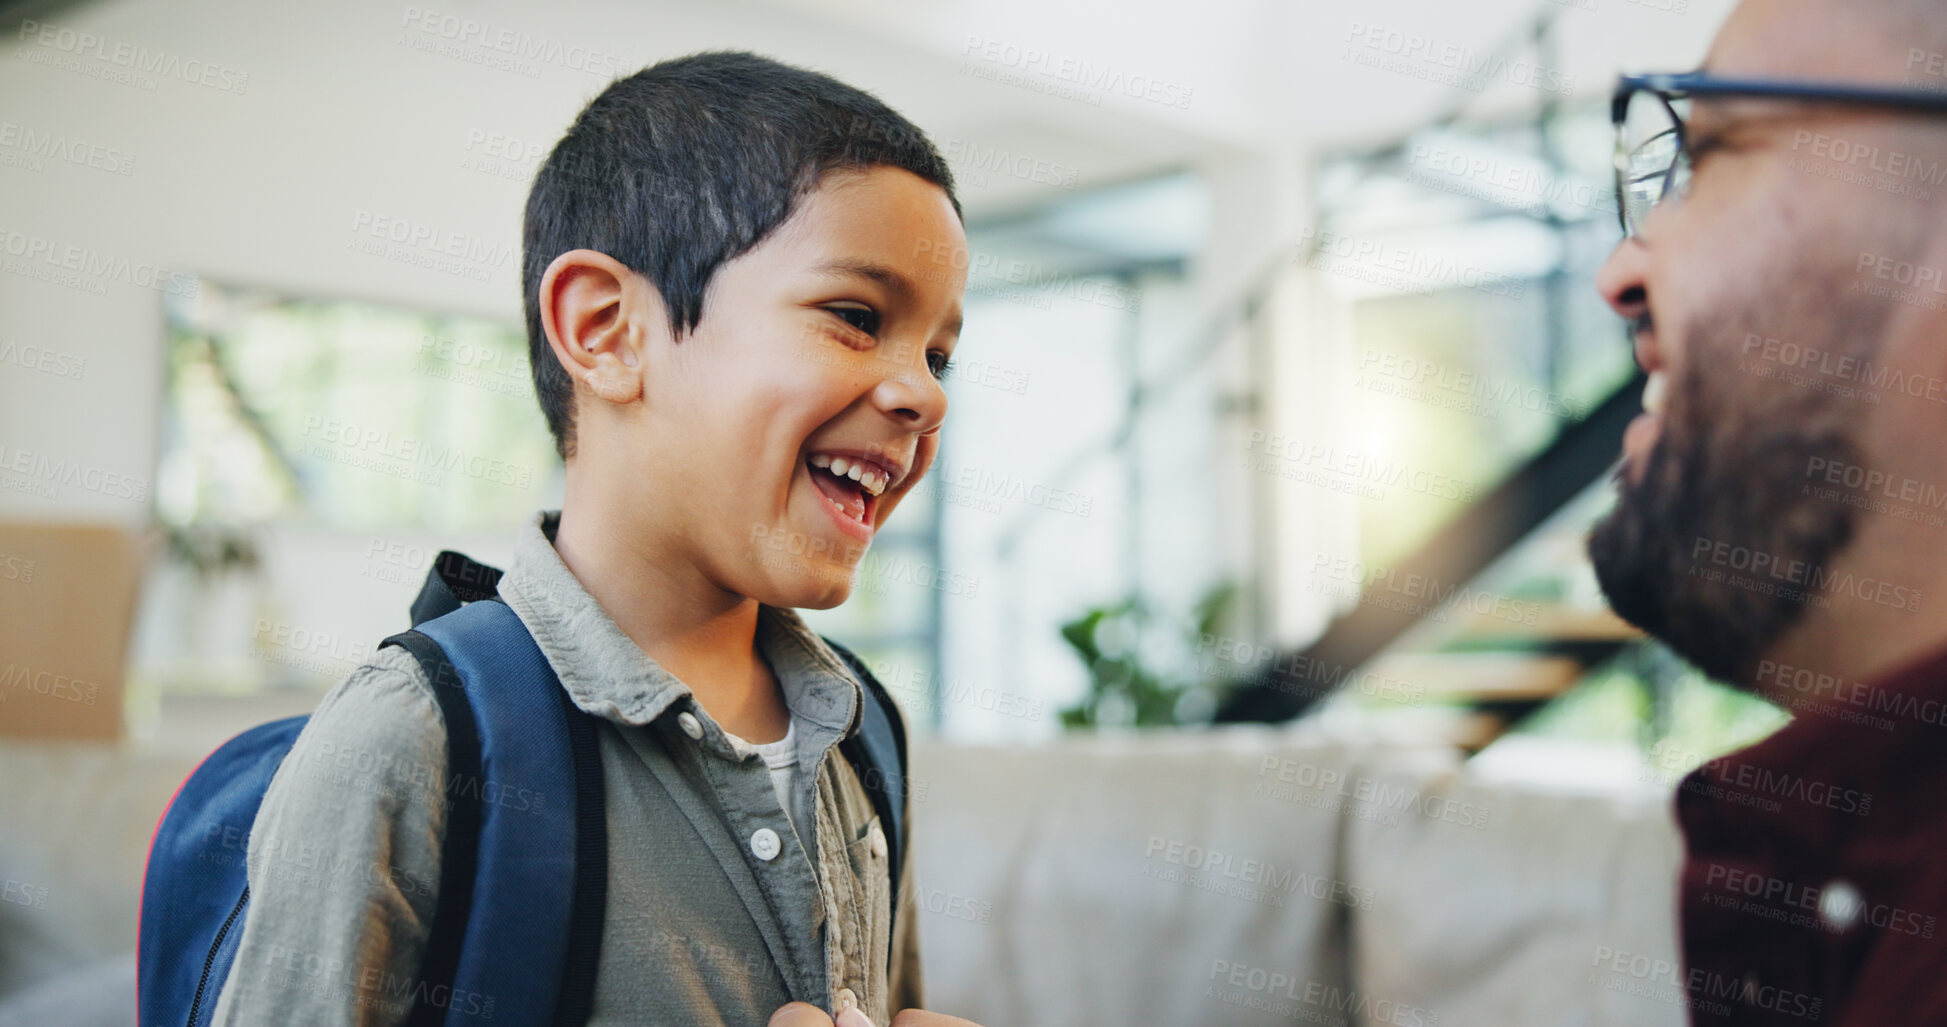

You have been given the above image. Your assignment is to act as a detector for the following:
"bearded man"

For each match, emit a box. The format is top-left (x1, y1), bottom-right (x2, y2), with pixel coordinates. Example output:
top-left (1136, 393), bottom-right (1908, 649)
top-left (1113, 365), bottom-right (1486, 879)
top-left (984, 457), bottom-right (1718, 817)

top-left (1591, 1), bottom-right (1947, 1022)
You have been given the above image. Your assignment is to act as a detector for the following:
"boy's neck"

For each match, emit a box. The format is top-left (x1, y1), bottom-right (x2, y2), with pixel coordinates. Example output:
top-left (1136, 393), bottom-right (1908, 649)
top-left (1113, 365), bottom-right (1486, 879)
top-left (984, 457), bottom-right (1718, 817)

top-left (550, 503), bottom-right (791, 744)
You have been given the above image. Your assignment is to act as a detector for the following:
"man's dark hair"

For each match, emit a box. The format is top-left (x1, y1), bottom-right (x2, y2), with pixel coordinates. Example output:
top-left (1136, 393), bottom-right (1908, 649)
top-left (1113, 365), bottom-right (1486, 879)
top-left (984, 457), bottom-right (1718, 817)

top-left (521, 50), bottom-right (961, 461)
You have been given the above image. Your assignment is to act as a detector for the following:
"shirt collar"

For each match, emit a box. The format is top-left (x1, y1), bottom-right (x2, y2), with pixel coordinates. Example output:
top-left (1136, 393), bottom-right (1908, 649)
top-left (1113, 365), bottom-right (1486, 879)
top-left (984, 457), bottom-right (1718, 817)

top-left (1679, 638), bottom-right (1947, 853)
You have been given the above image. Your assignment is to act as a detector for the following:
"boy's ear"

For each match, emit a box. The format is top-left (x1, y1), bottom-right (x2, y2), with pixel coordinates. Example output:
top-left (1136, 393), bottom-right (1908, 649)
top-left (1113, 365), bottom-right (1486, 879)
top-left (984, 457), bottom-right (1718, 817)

top-left (538, 249), bottom-right (653, 406)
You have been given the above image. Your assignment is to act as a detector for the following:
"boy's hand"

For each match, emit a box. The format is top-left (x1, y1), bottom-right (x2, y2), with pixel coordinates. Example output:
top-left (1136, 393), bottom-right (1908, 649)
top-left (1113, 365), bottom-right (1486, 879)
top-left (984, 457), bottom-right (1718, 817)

top-left (886, 1013), bottom-right (985, 1026)
top-left (768, 1003), bottom-right (845, 1027)
top-left (768, 1001), bottom-right (985, 1027)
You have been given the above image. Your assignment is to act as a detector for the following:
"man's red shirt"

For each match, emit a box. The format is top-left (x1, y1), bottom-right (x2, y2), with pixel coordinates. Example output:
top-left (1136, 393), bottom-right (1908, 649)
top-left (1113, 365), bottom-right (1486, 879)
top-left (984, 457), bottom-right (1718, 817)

top-left (1678, 643), bottom-right (1947, 1024)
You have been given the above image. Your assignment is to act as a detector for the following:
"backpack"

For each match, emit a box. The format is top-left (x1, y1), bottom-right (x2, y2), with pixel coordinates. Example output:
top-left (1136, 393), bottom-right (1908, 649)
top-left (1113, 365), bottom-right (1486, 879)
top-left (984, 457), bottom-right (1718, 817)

top-left (137, 550), bottom-right (912, 1026)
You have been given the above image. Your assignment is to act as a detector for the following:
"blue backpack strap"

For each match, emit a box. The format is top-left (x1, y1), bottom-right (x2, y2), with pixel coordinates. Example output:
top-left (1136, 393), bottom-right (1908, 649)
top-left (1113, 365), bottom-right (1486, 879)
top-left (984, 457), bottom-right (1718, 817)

top-left (138, 553), bottom-right (603, 1027)
top-left (139, 715), bottom-right (309, 1027)
top-left (385, 597), bottom-right (606, 1026)
top-left (383, 629), bottom-right (487, 1027)
top-left (824, 639), bottom-right (910, 924)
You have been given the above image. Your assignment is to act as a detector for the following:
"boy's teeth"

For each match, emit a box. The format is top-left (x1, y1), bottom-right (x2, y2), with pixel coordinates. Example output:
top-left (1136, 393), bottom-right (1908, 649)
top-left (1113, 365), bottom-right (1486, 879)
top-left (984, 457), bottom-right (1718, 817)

top-left (807, 453), bottom-right (889, 497)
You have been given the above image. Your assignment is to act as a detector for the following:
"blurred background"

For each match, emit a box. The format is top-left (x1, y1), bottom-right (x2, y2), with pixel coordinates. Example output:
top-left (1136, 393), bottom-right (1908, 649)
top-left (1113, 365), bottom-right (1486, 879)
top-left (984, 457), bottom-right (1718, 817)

top-left (0, 0), bottom-right (1791, 1024)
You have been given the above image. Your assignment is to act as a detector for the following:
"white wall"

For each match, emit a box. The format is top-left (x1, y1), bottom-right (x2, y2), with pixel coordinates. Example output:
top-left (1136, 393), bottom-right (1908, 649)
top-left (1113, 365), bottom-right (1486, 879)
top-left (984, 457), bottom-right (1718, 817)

top-left (1, 0), bottom-right (1735, 739)
top-left (0, 0), bottom-right (1738, 523)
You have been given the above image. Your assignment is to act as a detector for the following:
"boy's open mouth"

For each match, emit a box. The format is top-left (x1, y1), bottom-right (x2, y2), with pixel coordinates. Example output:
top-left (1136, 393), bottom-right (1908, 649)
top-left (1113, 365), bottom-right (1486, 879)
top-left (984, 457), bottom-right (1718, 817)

top-left (807, 452), bottom-right (890, 527)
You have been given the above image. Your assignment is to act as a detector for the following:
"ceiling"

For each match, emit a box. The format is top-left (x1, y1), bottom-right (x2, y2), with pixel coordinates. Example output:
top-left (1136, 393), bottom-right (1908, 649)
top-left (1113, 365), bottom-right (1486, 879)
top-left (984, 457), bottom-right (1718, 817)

top-left (750, 0), bottom-right (1738, 213)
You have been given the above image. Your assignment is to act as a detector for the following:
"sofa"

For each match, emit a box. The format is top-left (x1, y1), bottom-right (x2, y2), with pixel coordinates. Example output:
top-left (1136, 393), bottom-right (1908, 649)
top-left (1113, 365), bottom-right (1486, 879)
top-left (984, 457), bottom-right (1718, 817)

top-left (0, 721), bottom-right (1686, 1026)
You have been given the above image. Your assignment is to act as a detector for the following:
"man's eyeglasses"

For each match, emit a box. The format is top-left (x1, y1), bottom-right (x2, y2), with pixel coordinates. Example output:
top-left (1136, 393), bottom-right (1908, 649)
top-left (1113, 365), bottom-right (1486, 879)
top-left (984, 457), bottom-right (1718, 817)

top-left (1612, 71), bottom-right (1947, 239)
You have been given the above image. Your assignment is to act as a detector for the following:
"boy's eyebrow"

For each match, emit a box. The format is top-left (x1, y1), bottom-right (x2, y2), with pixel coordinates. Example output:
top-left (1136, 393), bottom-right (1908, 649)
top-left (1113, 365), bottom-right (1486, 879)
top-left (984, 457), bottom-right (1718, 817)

top-left (813, 258), bottom-right (964, 337)
top-left (813, 259), bottom-right (917, 301)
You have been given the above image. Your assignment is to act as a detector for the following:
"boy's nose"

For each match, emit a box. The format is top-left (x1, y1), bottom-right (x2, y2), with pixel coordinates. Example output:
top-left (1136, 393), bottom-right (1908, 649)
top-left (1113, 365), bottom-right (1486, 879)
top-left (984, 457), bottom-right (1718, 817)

top-left (873, 368), bottom-right (948, 436)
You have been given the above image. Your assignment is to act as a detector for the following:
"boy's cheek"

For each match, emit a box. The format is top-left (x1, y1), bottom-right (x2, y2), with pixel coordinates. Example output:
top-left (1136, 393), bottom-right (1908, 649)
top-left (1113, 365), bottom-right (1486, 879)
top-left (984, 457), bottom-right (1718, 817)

top-left (911, 432), bottom-right (940, 483)
top-left (900, 435), bottom-right (942, 499)
top-left (875, 438), bottom-right (938, 529)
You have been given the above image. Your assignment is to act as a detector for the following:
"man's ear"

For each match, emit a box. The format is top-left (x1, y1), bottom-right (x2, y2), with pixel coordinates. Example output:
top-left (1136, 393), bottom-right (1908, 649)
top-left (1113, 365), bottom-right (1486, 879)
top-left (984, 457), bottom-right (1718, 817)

top-left (538, 248), bottom-right (653, 406)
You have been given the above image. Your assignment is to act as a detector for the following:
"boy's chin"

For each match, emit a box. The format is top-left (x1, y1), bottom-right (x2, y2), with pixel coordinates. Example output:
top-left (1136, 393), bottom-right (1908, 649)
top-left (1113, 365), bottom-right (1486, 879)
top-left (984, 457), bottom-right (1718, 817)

top-left (785, 589), bottom-right (850, 611)
top-left (750, 568), bottom-right (857, 610)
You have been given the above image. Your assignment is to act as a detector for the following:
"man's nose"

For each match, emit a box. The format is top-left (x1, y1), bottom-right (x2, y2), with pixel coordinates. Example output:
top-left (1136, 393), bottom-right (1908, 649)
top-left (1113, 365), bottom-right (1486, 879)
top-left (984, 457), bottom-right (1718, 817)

top-left (1595, 239), bottom-right (1656, 371)
top-left (1595, 238), bottom-right (1650, 321)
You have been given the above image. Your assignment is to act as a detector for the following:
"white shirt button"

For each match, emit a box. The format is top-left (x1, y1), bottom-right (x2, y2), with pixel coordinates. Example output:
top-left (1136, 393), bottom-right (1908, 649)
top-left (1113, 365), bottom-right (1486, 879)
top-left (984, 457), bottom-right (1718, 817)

top-left (750, 827), bottom-right (781, 861)
top-left (833, 987), bottom-right (859, 1012)
top-left (1819, 879), bottom-right (1864, 933)
top-left (676, 711), bottom-right (703, 740)
top-left (869, 823), bottom-right (888, 860)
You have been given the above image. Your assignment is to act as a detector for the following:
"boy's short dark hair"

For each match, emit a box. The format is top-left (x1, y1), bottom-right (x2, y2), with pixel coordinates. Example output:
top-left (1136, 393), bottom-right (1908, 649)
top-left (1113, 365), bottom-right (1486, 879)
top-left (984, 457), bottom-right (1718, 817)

top-left (521, 50), bottom-right (962, 461)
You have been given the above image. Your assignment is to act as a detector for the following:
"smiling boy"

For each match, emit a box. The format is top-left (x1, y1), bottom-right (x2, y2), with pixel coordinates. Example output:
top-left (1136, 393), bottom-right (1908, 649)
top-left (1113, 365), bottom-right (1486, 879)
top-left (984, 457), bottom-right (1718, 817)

top-left (210, 51), bottom-right (966, 1026)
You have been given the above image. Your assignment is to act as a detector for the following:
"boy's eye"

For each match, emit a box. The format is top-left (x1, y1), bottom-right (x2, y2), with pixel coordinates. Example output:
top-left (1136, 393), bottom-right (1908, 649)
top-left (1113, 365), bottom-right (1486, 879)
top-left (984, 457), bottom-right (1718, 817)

top-left (826, 305), bottom-right (879, 336)
top-left (927, 351), bottom-right (953, 380)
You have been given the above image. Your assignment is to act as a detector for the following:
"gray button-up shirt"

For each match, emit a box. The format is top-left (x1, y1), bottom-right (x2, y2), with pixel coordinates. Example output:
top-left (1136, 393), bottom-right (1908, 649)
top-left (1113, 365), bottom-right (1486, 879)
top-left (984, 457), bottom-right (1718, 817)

top-left (211, 510), bottom-right (922, 1026)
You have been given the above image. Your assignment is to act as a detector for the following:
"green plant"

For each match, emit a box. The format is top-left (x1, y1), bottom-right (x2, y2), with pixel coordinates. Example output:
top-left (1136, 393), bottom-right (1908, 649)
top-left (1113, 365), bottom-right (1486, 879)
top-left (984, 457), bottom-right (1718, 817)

top-left (1059, 583), bottom-right (1235, 729)
top-left (160, 519), bottom-right (260, 581)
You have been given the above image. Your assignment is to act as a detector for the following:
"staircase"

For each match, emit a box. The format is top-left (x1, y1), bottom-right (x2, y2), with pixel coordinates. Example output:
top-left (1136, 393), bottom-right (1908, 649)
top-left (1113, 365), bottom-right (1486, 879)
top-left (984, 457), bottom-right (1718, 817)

top-left (1216, 371), bottom-right (1648, 750)
top-left (1206, 5), bottom-right (1654, 747)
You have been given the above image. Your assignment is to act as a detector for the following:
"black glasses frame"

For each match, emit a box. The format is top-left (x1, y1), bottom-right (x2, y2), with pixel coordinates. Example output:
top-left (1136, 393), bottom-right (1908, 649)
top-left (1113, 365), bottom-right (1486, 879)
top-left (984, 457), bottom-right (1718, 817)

top-left (1611, 71), bottom-right (1947, 236)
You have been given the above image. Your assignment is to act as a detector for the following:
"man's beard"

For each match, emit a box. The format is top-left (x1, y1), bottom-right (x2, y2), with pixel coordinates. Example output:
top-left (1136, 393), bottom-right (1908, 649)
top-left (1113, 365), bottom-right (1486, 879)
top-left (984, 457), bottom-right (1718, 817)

top-left (1587, 342), bottom-right (1862, 687)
